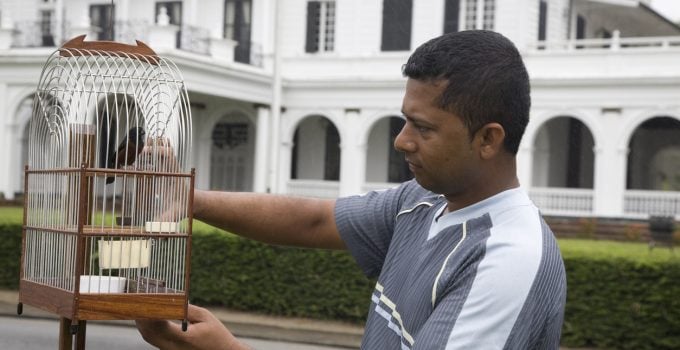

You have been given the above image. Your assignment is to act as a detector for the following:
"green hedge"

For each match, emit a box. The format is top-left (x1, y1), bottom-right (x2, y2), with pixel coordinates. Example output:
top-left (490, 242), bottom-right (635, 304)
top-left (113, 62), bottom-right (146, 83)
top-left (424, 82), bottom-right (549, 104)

top-left (560, 242), bottom-right (680, 350)
top-left (190, 230), bottom-right (374, 322)
top-left (2, 222), bottom-right (680, 349)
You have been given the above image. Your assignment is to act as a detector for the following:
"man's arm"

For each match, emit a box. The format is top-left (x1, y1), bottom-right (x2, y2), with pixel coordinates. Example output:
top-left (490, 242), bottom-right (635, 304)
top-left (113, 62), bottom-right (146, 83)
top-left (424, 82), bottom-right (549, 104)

top-left (192, 190), bottom-right (346, 250)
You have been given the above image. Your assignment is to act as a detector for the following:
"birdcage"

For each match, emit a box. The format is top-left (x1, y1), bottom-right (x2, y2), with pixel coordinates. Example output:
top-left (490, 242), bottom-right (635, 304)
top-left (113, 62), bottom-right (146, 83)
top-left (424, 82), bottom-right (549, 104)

top-left (18, 35), bottom-right (194, 339)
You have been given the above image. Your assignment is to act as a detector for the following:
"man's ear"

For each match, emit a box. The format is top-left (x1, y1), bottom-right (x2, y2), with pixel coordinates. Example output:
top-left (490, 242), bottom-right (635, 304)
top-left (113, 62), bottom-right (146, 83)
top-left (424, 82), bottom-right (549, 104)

top-left (474, 123), bottom-right (506, 159)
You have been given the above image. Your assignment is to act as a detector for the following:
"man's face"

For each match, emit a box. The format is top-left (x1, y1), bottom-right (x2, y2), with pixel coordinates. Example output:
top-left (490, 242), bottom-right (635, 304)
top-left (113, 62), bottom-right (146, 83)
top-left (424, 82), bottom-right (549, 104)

top-left (394, 78), bottom-right (480, 196)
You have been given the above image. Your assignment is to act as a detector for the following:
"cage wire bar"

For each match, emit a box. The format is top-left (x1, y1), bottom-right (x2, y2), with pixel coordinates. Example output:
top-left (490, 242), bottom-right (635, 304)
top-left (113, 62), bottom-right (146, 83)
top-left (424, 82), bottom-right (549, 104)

top-left (19, 35), bottom-right (194, 335)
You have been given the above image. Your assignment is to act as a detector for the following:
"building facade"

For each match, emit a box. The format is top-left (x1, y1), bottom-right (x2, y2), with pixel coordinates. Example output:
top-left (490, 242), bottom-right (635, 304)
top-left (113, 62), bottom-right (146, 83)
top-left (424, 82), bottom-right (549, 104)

top-left (0, 0), bottom-right (679, 220)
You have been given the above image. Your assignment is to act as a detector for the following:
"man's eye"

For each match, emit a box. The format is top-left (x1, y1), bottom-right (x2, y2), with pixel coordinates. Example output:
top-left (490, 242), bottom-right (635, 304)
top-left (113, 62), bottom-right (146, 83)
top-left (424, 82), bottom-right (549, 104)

top-left (417, 126), bottom-right (430, 133)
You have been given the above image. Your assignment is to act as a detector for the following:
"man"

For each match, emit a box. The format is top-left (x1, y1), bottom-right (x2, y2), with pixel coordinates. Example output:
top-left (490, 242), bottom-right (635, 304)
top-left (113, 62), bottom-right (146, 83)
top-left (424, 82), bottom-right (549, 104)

top-left (137, 30), bottom-right (566, 349)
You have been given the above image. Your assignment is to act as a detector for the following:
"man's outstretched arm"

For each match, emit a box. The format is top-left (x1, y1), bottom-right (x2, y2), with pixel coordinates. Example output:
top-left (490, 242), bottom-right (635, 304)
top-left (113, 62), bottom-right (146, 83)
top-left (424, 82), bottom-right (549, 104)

top-left (192, 190), bottom-right (346, 250)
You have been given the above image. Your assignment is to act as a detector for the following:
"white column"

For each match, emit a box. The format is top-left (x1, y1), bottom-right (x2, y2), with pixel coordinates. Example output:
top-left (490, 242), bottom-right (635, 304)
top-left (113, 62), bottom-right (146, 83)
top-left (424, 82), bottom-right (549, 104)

top-left (0, 11), bottom-right (13, 50)
top-left (253, 105), bottom-right (271, 193)
top-left (0, 83), bottom-right (11, 199)
top-left (593, 144), bottom-right (627, 217)
top-left (516, 145), bottom-right (533, 188)
top-left (277, 140), bottom-right (293, 195)
top-left (339, 109), bottom-right (365, 197)
top-left (70, 9), bottom-right (96, 41)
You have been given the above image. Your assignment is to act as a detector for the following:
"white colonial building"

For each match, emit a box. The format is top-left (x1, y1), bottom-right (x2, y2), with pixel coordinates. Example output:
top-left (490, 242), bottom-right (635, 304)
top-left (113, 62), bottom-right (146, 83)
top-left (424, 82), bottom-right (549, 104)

top-left (0, 0), bottom-right (678, 220)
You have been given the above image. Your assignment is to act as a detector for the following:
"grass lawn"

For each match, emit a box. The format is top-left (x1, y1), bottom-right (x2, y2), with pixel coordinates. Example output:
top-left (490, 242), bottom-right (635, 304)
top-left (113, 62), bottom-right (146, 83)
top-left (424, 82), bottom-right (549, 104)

top-left (559, 238), bottom-right (678, 262)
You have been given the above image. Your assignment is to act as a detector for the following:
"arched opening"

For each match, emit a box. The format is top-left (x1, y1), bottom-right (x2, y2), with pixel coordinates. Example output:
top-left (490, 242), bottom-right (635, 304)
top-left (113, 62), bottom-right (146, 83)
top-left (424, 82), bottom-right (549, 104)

top-left (627, 117), bottom-right (680, 191)
top-left (209, 113), bottom-right (255, 191)
top-left (532, 116), bottom-right (595, 188)
top-left (365, 116), bottom-right (412, 183)
top-left (291, 116), bottom-right (340, 181)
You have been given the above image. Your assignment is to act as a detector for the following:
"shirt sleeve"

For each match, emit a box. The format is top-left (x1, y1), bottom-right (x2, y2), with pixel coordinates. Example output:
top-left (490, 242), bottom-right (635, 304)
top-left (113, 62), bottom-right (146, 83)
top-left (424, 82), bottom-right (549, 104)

top-left (334, 181), bottom-right (415, 278)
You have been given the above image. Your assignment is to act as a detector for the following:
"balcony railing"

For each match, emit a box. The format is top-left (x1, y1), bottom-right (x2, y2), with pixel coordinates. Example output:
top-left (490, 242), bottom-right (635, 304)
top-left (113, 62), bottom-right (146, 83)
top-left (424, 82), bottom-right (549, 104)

top-left (287, 179), bottom-right (339, 199)
top-left (532, 35), bottom-right (680, 52)
top-left (528, 187), bottom-right (594, 217)
top-left (362, 182), bottom-right (399, 194)
top-left (180, 25), bottom-right (210, 55)
top-left (624, 190), bottom-right (680, 219)
top-left (12, 20), bottom-right (63, 48)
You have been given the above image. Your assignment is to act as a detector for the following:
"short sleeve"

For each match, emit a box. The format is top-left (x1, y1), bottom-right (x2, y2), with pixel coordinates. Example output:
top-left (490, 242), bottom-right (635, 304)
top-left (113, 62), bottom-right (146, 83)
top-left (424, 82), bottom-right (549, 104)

top-left (334, 181), bottom-right (417, 278)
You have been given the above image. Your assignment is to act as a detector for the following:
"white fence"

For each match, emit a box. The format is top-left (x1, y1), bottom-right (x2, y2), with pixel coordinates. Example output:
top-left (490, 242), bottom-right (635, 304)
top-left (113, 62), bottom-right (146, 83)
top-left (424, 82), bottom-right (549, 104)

top-left (624, 190), bottom-right (680, 219)
top-left (528, 187), bottom-right (594, 217)
top-left (286, 179), bottom-right (339, 199)
top-left (531, 35), bottom-right (680, 52)
top-left (284, 182), bottom-right (680, 220)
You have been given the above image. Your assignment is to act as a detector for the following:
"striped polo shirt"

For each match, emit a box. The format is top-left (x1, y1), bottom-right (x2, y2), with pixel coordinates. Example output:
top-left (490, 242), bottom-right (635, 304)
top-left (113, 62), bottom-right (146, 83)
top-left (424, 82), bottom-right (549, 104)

top-left (335, 180), bottom-right (566, 349)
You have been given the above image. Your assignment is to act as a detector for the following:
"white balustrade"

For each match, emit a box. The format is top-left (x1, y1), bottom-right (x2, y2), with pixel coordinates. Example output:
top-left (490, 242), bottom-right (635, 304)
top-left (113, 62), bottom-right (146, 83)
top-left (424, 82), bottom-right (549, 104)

top-left (528, 187), bottom-right (594, 217)
top-left (361, 182), bottom-right (400, 194)
top-left (624, 190), bottom-right (680, 219)
top-left (531, 36), bottom-right (680, 52)
top-left (286, 179), bottom-right (340, 199)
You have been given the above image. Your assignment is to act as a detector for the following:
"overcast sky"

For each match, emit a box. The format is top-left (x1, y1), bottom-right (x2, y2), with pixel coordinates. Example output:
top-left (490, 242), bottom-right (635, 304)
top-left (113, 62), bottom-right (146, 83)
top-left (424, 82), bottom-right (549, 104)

top-left (650, 0), bottom-right (680, 22)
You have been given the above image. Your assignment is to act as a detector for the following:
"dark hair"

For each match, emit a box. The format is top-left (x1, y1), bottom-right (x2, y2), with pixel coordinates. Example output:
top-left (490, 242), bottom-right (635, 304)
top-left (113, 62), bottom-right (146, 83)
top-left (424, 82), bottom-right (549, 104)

top-left (402, 30), bottom-right (530, 154)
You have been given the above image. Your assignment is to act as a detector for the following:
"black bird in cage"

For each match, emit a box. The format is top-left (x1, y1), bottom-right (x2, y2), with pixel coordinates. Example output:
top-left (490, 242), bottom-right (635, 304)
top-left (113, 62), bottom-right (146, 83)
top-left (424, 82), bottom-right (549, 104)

top-left (105, 126), bottom-right (146, 184)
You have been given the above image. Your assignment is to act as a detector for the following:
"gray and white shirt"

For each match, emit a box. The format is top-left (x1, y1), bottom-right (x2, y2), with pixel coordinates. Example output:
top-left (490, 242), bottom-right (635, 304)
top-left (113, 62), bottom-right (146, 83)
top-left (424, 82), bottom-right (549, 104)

top-left (335, 180), bottom-right (566, 349)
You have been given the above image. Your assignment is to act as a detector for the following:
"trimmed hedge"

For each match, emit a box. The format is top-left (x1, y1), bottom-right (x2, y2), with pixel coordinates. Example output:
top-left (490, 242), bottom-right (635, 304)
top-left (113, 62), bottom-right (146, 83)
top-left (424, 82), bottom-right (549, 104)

top-left (560, 244), bottom-right (680, 350)
top-left (2, 222), bottom-right (680, 349)
top-left (190, 230), bottom-right (374, 322)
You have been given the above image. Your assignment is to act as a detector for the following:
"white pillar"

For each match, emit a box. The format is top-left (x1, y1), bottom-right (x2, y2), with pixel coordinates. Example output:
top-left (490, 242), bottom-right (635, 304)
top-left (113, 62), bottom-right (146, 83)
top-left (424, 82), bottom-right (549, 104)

top-left (339, 109), bottom-right (365, 197)
top-left (277, 140), bottom-right (293, 195)
top-left (517, 145), bottom-right (533, 188)
top-left (253, 105), bottom-right (271, 193)
top-left (0, 83), bottom-right (11, 199)
top-left (0, 11), bottom-right (13, 50)
top-left (593, 144), bottom-right (627, 217)
top-left (70, 9), bottom-right (97, 41)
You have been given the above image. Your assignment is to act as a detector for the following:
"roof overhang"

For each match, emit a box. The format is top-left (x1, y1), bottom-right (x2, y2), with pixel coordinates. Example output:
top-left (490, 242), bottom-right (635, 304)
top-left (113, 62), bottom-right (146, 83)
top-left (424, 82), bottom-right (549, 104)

top-left (577, 0), bottom-right (680, 37)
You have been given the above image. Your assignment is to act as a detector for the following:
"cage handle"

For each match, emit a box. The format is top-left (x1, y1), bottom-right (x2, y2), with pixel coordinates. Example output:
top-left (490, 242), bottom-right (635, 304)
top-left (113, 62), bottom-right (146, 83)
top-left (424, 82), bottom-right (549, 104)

top-left (59, 35), bottom-right (160, 65)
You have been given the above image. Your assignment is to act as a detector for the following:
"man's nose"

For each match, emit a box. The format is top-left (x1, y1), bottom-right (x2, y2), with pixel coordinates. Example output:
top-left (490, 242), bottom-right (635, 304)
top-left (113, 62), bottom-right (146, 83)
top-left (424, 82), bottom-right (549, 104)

top-left (394, 124), bottom-right (416, 153)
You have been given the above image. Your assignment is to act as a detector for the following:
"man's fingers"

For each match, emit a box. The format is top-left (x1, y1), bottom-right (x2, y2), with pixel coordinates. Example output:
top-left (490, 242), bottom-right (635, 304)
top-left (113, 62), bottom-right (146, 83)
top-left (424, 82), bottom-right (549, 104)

top-left (186, 304), bottom-right (217, 323)
top-left (136, 319), bottom-right (184, 349)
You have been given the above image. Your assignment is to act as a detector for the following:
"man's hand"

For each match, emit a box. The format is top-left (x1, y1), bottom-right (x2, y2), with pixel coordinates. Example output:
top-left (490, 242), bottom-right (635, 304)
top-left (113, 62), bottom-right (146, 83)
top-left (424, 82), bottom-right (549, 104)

top-left (136, 304), bottom-right (251, 350)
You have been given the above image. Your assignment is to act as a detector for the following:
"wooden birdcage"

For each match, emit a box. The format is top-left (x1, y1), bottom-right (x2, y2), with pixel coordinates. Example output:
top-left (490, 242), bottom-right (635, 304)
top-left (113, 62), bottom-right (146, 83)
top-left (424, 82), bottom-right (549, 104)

top-left (18, 35), bottom-right (194, 347)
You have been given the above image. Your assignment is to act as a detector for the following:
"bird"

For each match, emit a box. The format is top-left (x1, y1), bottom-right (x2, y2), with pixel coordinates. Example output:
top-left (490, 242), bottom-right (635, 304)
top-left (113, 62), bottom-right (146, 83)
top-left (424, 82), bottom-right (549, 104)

top-left (105, 126), bottom-right (146, 184)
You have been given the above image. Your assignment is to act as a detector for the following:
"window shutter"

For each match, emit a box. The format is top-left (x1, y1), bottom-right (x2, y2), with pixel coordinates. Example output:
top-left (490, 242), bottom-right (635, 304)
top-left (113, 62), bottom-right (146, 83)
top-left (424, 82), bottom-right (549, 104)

top-left (381, 0), bottom-right (413, 51)
top-left (443, 0), bottom-right (460, 33)
top-left (306, 2), bottom-right (321, 53)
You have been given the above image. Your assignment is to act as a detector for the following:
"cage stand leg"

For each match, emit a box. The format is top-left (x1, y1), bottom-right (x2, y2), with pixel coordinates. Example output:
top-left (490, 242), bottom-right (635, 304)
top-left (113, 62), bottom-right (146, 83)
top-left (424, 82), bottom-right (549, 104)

top-left (182, 319), bottom-right (188, 332)
top-left (59, 318), bottom-right (87, 350)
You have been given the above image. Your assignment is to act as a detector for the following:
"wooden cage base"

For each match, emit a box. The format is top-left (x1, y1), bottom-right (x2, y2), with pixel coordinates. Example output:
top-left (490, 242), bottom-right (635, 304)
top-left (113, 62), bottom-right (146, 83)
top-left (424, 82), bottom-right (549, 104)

top-left (19, 280), bottom-right (187, 321)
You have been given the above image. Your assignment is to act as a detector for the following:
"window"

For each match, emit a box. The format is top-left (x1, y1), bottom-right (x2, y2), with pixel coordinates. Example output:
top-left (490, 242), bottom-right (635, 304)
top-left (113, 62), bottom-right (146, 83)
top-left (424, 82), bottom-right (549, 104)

top-left (155, 1), bottom-right (182, 48)
top-left (39, 9), bottom-right (55, 46)
top-left (305, 0), bottom-right (336, 53)
top-left (224, 0), bottom-right (252, 64)
top-left (463, 0), bottom-right (494, 30)
top-left (381, 0), bottom-right (412, 51)
top-left (464, 0), bottom-right (476, 30)
top-left (90, 4), bottom-right (115, 41)
top-left (538, 0), bottom-right (547, 41)
top-left (443, 0), bottom-right (460, 33)
top-left (482, 0), bottom-right (494, 30)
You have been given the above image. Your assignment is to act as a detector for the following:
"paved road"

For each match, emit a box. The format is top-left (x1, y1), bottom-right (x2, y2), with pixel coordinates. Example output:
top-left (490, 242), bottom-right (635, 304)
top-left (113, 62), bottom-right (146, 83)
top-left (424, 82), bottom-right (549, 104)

top-left (0, 316), bottom-right (350, 350)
